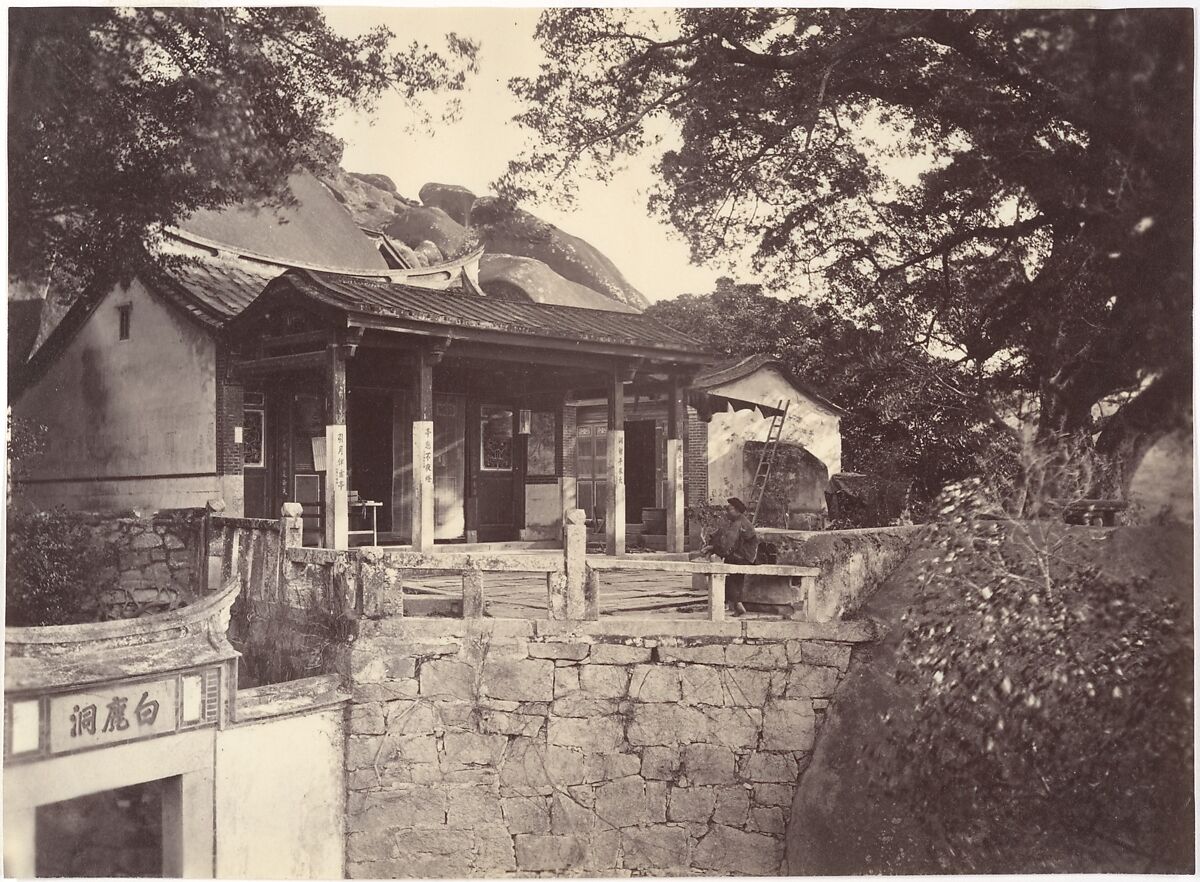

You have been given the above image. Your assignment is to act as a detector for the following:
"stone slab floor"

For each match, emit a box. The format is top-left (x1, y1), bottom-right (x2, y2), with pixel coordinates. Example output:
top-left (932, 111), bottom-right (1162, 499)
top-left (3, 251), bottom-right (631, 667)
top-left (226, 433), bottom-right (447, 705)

top-left (401, 568), bottom-right (708, 619)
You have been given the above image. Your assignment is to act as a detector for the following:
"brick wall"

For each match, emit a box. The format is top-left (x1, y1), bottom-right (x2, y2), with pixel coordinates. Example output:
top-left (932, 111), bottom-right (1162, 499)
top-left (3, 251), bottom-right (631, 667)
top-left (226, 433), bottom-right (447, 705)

top-left (686, 406), bottom-right (709, 507)
top-left (214, 346), bottom-right (244, 478)
top-left (341, 616), bottom-right (871, 877)
top-left (561, 405), bottom-right (577, 479)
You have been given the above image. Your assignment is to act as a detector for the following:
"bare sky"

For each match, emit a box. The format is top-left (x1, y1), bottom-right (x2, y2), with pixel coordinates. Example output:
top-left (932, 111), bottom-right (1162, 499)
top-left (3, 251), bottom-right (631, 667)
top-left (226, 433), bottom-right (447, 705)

top-left (323, 7), bottom-right (723, 303)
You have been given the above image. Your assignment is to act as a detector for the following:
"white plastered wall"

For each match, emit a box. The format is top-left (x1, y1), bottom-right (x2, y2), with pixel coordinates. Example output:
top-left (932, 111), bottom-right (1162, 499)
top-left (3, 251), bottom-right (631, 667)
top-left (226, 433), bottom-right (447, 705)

top-left (705, 367), bottom-right (842, 504)
top-left (13, 277), bottom-right (219, 511)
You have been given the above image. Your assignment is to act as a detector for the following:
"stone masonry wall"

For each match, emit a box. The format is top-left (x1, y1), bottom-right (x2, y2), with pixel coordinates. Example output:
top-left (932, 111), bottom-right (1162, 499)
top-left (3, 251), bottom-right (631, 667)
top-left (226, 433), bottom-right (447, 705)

top-left (65, 509), bottom-right (204, 618)
top-left (341, 616), bottom-right (874, 877)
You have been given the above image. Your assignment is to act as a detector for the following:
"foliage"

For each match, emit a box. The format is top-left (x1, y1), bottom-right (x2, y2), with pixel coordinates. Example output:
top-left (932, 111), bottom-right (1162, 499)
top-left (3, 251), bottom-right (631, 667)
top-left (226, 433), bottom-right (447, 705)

top-left (7, 413), bottom-right (48, 507)
top-left (871, 475), bottom-right (1194, 871)
top-left (6, 510), bottom-right (111, 627)
top-left (228, 554), bottom-right (358, 687)
top-left (504, 9), bottom-right (1192, 474)
top-left (646, 283), bottom-right (1002, 508)
top-left (9, 7), bottom-right (478, 290)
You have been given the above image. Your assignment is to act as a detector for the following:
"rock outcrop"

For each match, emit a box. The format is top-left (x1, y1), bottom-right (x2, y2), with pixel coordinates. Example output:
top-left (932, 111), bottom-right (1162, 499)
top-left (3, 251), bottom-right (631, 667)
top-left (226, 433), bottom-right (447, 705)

top-left (320, 169), bottom-right (651, 312)
top-left (470, 197), bottom-right (649, 310)
top-left (478, 254), bottom-right (639, 313)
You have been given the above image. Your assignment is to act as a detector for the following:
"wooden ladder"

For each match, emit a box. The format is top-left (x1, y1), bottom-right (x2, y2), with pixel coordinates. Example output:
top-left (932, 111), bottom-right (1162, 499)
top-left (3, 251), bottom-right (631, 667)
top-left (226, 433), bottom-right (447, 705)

top-left (749, 399), bottom-right (789, 523)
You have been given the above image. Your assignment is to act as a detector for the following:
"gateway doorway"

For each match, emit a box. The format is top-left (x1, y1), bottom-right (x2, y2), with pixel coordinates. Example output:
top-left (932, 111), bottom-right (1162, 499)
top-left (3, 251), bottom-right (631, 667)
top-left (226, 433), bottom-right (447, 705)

top-left (624, 420), bottom-right (658, 523)
top-left (35, 779), bottom-right (170, 877)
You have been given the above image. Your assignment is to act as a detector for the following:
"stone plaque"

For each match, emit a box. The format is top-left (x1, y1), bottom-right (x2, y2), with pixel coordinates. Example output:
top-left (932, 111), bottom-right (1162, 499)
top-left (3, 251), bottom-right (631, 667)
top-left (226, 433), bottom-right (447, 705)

top-left (48, 678), bottom-right (178, 755)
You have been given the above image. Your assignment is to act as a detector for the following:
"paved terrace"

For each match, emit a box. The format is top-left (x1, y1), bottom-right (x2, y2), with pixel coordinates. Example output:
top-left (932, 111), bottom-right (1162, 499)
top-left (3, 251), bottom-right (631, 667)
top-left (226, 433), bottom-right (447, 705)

top-left (400, 562), bottom-right (707, 619)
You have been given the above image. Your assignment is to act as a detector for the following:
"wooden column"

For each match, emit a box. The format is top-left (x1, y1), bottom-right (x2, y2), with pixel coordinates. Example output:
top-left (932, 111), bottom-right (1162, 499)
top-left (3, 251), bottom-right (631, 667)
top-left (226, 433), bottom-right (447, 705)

top-left (666, 376), bottom-right (688, 553)
top-left (557, 395), bottom-right (576, 523)
top-left (411, 347), bottom-right (436, 553)
top-left (605, 368), bottom-right (626, 556)
top-left (324, 343), bottom-right (349, 550)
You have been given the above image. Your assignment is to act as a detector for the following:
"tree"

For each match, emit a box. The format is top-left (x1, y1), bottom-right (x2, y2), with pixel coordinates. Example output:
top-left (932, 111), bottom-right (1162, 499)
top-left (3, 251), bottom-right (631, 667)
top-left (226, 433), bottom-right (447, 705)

top-left (645, 281), bottom-right (1000, 509)
top-left (502, 9), bottom-right (1192, 488)
top-left (9, 7), bottom-right (477, 289)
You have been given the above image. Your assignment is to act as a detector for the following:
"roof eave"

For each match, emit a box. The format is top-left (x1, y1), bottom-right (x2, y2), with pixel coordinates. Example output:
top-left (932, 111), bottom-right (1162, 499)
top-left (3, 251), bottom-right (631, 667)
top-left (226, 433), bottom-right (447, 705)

top-left (345, 311), bottom-right (714, 366)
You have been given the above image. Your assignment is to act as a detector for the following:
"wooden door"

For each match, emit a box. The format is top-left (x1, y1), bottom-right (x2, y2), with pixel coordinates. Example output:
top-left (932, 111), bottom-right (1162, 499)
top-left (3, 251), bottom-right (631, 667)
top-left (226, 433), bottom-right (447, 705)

top-left (473, 403), bottom-right (518, 541)
top-left (241, 391), bottom-right (269, 518)
top-left (625, 419), bottom-right (658, 524)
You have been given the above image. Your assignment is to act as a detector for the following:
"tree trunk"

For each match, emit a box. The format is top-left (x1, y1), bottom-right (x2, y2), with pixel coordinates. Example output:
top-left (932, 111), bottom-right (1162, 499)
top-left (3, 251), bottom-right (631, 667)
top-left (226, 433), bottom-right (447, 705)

top-left (1095, 367), bottom-right (1193, 495)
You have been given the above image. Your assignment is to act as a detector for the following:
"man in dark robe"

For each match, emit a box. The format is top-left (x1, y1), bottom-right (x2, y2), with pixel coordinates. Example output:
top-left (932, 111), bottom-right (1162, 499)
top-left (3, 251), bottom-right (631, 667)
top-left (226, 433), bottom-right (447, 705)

top-left (698, 497), bottom-right (759, 614)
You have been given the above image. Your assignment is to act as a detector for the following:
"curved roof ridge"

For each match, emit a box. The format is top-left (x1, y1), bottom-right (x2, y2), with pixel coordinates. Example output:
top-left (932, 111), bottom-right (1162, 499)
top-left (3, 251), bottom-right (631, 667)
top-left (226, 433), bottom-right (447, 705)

top-left (694, 352), bottom-right (847, 416)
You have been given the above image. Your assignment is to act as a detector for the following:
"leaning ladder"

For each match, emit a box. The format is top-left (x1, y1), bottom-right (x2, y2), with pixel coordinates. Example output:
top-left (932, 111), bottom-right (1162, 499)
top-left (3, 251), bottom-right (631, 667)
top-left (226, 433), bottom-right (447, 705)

top-left (749, 399), bottom-right (789, 524)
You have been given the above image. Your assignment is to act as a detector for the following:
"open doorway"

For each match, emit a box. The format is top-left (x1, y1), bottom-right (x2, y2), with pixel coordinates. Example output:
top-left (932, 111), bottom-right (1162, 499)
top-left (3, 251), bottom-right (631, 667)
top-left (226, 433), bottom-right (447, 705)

top-left (348, 388), bottom-right (394, 535)
top-left (35, 778), bottom-right (170, 877)
top-left (625, 420), bottom-right (658, 524)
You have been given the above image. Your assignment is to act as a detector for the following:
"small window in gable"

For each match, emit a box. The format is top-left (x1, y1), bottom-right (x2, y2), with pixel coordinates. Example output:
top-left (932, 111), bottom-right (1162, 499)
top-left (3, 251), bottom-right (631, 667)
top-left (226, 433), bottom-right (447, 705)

top-left (117, 304), bottom-right (132, 340)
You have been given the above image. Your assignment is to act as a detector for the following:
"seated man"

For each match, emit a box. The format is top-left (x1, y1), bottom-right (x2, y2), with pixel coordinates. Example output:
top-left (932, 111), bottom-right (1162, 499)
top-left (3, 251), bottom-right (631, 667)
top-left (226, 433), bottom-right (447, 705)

top-left (697, 497), bottom-right (759, 614)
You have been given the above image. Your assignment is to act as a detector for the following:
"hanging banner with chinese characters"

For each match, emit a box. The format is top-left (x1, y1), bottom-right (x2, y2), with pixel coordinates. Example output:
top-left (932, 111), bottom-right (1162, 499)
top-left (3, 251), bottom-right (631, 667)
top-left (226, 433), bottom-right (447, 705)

top-left (47, 678), bottom-right (178, 754)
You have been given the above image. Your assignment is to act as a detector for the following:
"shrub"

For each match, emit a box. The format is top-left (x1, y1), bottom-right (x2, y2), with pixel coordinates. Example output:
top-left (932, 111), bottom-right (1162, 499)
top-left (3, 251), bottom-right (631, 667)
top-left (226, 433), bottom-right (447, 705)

top-left (6, 510), bottom-right (109, 627)
top-left (872, 478), bottom-right (1194, 871)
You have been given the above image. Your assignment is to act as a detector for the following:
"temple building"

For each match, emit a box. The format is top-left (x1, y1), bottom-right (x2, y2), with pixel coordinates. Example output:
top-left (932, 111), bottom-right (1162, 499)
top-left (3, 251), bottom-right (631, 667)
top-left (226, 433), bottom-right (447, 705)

top-left (10, 172), bottom-right (844, 551)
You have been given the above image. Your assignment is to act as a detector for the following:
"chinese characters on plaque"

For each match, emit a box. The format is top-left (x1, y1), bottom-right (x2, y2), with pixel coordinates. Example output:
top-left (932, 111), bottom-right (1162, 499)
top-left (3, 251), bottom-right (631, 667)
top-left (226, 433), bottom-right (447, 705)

top-left (50, 678), bottom-right (178, 754)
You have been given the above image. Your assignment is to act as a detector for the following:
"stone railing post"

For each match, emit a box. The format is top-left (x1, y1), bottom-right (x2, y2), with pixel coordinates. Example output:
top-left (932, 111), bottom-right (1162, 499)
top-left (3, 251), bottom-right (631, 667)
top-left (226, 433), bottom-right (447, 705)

top-left (358, 548), bottom-right (403, 619)
top-left (562, 508), bottom-right (590, 619)
top-left (199, 498), bottom-right (225, 594)
top-left (281, 502), bottom-right (304, 549)
top-left (462, 569), bottom-right (485, 618)
top-left (706, 572), bottom-right (727, 622)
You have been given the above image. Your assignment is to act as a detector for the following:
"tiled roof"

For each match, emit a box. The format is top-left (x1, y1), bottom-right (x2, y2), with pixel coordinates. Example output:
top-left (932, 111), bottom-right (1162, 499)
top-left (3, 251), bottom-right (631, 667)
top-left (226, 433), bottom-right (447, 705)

top-left (149, 258), bottom-right (285, 327)
top-left (694, 354), bottom-right (778, 388)
top-left (694, 354), bottom-right (847, 415)
top-left (279, 269), bottom-right (706, 355)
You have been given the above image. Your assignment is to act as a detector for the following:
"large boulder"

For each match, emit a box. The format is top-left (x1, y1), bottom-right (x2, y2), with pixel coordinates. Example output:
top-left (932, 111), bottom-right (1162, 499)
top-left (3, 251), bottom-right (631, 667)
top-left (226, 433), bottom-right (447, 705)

top-left (383, 205), bottom-right (474, 261)
top-left (478, 254), bottom-right (638, 313)
top-left (319, 167), bottom-right (418, 232)
top-left (471, 197), bottom-right (650, 310)
top-left (319, 168), bottom-right (650, 311)
top-left (419, 182), bottom-right (477, 226)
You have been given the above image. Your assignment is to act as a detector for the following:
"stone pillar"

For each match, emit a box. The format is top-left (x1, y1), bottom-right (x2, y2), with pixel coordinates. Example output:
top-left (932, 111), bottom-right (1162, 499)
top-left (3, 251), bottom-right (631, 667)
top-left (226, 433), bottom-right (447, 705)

top-left (707, 572), bottom-right (727, 622)
top-left (562, 508), bottom-right (591, 619)
top-left (462, 569), bottom-right (485, 618)
top-left (281, 502), bottom-right (304, 548)
top-left (325, 344), bottom-right (349, 550)
top-left (411, 348), bottom-right (435, 553)
top-left (199, 498), bottom-right (225, 594)
top-left (666, 377), bottom-right (688, 553)
top-left (605, 370), bottom-right (626, 556)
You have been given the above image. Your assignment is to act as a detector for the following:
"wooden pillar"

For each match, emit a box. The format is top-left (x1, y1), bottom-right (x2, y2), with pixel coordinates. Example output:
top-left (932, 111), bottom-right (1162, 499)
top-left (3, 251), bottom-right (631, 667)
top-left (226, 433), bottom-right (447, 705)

top-left (605, 368), bottom-right (626, 556)
top-left (557, 396), bottom-right (576, 522)
top-left (411, 347), bottom-right (435, 553)
top-left (666, 376), bottom-right (688, 553)
top-left (324, 344), bottom-right (349, 550)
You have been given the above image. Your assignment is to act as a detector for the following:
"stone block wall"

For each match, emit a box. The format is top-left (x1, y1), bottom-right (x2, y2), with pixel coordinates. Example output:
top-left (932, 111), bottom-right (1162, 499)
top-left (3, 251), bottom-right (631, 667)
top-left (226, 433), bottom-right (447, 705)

top-left (341, 616), bottom-right (873, 877)
top-left (67, 509), bottom-right (204, 618)
top-left (769, 526), bottom-right (921, 620)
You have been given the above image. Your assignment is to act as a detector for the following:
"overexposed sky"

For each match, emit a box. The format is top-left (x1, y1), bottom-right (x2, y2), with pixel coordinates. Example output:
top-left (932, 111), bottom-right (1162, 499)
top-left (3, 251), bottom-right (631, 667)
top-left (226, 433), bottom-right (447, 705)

top-left (323, 7), bottom-right (724, 302)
